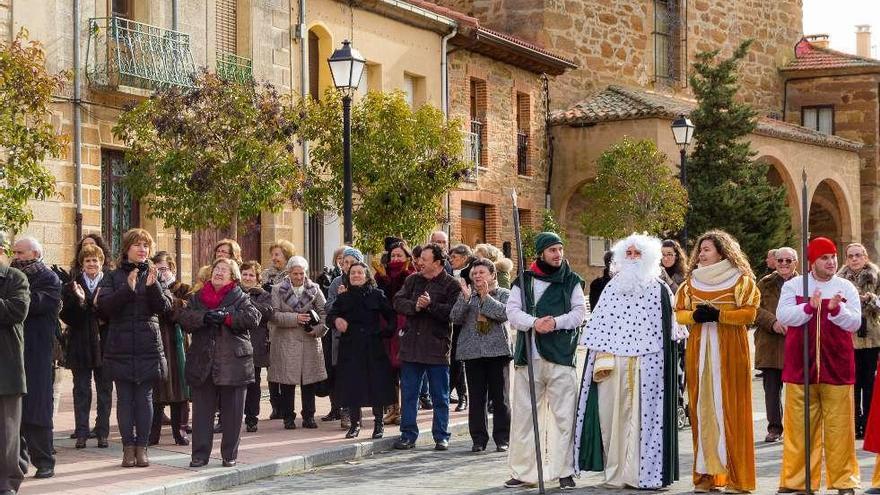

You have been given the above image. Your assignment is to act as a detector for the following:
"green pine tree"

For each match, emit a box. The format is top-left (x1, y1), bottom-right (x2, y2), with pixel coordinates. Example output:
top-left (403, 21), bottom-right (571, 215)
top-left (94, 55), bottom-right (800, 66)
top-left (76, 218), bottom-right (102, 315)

top-left (687, 39), bottom-right (792, 267)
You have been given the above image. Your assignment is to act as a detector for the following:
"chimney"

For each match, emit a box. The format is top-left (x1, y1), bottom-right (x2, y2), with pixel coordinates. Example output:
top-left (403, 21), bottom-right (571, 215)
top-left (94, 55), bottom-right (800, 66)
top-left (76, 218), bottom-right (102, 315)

top-left (805, 33), bottom-right (830, 49)
top-left (856, 25), bottom-right (871, 57)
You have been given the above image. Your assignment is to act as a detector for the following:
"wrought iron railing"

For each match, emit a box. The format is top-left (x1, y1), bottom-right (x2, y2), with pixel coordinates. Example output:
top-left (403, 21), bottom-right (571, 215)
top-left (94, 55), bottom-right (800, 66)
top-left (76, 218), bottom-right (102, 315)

top-left (517, 131), bottom-right (529, 175)
top-left (86, 16), bottom-right (196, 91)
top-left (217, 51), bottom-right (253, 84)
top-left (462, 120), bottom-right (484, 181)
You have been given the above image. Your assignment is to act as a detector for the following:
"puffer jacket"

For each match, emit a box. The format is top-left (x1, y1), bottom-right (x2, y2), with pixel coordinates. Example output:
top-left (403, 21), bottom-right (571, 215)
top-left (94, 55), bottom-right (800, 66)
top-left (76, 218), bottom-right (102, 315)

top-left (97, 264), bottom-right (171, 384)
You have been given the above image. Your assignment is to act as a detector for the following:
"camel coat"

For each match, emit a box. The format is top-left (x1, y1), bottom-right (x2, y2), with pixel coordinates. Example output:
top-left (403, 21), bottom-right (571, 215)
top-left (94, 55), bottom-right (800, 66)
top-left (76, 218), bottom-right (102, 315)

top-left (267, 279), bottom-right (328, 385)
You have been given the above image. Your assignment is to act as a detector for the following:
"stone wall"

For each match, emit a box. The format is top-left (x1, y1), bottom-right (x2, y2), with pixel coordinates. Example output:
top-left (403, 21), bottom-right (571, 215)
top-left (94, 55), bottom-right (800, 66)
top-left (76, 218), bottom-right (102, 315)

top-left (446, 49), bottom-right (547, 261)
top-left (785, 73), bottom-right (880, 258)
top-left (429, 0), bottom-right (802, 116)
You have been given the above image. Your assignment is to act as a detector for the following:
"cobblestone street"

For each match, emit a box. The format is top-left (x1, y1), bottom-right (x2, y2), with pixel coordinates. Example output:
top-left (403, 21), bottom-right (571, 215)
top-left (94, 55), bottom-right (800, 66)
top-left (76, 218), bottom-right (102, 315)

top-left (207, 375), bottom-right (879, 495)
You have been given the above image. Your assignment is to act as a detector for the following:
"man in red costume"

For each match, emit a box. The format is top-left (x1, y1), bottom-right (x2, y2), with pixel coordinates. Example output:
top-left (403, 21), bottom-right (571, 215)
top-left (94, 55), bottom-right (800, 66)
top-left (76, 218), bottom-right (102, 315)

top-left (776, 237), bottom-right (861, 495)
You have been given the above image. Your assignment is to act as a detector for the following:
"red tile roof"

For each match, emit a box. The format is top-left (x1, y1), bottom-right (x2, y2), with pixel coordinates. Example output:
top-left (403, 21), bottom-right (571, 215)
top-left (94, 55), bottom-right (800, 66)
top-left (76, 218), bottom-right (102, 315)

top-left (782, 38), bottom-right (880, 72)
top-left (550, 85), bottom-right (862, 152)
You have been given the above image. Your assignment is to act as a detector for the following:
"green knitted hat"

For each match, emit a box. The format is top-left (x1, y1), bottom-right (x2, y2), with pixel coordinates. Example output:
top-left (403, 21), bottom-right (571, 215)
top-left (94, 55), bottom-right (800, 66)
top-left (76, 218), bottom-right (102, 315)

top-left (534, 232), bottom-right (563, 256)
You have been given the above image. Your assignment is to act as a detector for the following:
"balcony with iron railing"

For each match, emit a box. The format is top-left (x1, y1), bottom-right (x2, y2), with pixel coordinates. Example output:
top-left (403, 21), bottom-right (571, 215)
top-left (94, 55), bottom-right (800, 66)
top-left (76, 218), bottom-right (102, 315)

top-left (517, 131), bottom-right (529, 175)
top-left (86, 16), bottom-right (196, 92)
top-left (462, 120), bottom-right (484, 181)
top-left (217, 51), bottom-right (253, 85)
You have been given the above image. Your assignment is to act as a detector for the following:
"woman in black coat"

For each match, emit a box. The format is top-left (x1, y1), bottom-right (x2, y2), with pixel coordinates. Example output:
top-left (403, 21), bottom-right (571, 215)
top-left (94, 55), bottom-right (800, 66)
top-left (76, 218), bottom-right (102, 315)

top-left (239, 260), bottom-right (273, 432)
top-left (327, 262), bottom-right (396, 439)
top-left (60, 244), bottom-right (112, 449)
top-left (177, 258), bottom-right (260, 468)
top-left (97, 229), bottom-right (171, 469)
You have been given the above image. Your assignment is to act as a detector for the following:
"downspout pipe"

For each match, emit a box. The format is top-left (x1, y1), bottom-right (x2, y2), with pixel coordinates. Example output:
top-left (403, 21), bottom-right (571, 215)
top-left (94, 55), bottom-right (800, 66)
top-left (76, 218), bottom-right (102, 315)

top-left (298, 0), bottom-right (310, 269)
top-left (73, 0), bottom-right (83, 241)
top-left (172, 0), bottom-right (182, 280)
top-left (441, 26), bottom-right (456, 236)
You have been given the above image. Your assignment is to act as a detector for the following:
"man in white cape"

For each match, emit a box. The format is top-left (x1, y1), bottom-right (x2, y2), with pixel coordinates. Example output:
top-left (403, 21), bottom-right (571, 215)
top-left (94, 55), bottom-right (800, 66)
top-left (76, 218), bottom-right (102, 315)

top-left (573, 233), bottom-right (686, 489)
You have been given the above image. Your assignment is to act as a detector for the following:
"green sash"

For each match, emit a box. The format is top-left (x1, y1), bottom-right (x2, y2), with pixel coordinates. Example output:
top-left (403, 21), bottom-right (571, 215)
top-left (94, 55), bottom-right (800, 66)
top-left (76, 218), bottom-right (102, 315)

top-left (512, 261), bottom-right (583, 367)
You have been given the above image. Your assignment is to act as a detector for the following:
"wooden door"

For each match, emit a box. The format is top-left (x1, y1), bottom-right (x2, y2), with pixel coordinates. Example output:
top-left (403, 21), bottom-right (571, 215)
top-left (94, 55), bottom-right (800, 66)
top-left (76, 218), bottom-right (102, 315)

top-left (192, 215), bottom-right (261, 278)
top-left (460, 202), bottom-right (486, 247)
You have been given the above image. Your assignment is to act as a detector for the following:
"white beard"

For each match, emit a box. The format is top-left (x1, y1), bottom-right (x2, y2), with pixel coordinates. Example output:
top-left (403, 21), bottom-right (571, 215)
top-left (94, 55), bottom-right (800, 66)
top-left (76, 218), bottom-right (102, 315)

top-left (611, 259), bottom-right (657, 295)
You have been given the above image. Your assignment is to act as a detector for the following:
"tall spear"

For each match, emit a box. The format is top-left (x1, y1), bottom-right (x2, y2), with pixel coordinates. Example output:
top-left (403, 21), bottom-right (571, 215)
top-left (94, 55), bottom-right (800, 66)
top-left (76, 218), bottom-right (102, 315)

top-left (510, 189), bottom-right (545, 494)
top-left (801, 168), bottom-right (812, 494)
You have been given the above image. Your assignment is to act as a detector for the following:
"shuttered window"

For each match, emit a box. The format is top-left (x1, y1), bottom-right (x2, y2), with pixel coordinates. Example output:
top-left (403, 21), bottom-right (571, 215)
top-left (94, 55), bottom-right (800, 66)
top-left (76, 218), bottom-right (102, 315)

top-left (216, 0), bottom-right (237, 55)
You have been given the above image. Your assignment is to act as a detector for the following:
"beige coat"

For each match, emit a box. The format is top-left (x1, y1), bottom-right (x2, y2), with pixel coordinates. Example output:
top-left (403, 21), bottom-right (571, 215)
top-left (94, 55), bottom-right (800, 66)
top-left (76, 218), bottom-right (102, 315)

top-left (267, 281), bottom-right (328, 385)
top-left (838, 262), bottom-right (880, 349)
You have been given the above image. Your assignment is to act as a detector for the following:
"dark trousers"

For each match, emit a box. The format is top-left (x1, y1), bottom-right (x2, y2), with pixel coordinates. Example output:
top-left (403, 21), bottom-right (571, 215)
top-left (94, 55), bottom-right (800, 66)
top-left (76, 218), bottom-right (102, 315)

top-left (149, 402), bottom-right (187, 444)
top-left (400, 362), bottom-right (450, 443)
top-left (269, 381), bottom-right (281, 412)
top-left (855, 347), bottom-right (880, 429)
top-left (760, 367), bottom-right (784, 435)
top-left (245, 367), bottom-right (264, 424)
top-left (464, 356), bottom-right (510, 447)
top-left (350, 406), bottom-right (384, 425)
top-left (71, 367), bottom-right (112, 439)
top-left (20, 422), bottom-right (54, 471)
top-left (192, 378), bottom-right (246, 462)
top-left (0, 395), bottom-right (23, 492)
top-left (450, 325), bottom-right (468, 399)
top-left (115, 379), bottom-right (154, 447)
top-left (279, 383), bottom-right (316, 420)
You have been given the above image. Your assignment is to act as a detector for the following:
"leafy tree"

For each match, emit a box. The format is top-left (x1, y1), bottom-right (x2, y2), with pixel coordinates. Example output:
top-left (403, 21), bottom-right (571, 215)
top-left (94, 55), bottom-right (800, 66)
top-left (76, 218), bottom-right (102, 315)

top-left (0, 30), bottom-right (68, 234)
top-left (521, 209), bottom-right (568, 262)
top-left (687, 39), bottom-right (791, 264)
top-left (579, 137), bottom-right (687, 239)
top-left (113, 71), bottom-right (301, 238)
top-left (297, 89), bottom-right (468, 253)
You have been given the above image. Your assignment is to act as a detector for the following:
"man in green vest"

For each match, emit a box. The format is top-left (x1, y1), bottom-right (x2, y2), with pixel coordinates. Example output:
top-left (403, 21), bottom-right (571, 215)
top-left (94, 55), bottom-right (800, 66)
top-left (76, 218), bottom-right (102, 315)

top-left (504, 232), bottom-right (586, 491)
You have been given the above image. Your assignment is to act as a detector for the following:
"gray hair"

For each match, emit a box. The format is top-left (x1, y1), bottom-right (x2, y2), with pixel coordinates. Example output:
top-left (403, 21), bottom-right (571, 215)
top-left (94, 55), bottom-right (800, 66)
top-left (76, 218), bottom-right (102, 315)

top-left (15, 236), bottom-right (43, 258)
top-left (449, 244), bottom-right (473, 257)
top-left (286, 255), bottom-right (309, 273)
top-left (775, 247), bottom-right (797, 261)
top-left (429, 230), bottom-right (448, 242)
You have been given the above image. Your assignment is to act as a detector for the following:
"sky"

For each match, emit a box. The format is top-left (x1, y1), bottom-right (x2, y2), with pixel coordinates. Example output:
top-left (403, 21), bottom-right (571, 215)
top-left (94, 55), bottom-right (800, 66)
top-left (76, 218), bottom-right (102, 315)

top-left (802, 0), bottom-right (880, 57)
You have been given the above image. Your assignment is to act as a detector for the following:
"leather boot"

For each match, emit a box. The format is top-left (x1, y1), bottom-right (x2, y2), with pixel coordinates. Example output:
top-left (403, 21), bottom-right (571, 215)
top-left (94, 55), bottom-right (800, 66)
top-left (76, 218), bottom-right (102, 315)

top-left (135, 446), bottom-right (150, 467)
top-left (383, 404), bottom-right (401, 425)
top-left (455, 394), bottom-right (468, 412)
top-left (121, 446), bottom-right (136, 468)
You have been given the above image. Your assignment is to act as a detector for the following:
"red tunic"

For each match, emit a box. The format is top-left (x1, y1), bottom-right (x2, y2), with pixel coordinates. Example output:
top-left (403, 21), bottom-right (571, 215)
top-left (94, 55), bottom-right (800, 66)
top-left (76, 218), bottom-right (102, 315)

top-left (782, 297), bottom-right (855, 386)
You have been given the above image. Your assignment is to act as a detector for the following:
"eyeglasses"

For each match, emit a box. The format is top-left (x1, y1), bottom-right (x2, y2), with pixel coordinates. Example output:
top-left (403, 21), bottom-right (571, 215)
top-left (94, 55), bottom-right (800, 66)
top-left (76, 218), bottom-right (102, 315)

top-left (776, 258), bottom-right (795, 264)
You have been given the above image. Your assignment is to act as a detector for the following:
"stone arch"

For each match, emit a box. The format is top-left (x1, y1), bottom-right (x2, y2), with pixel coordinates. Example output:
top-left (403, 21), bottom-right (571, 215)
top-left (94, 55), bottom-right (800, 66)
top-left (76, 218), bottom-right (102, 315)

top-left (809, 178), bottom-right (853, 250)
top-left (306, 23), bottom-right (335, 98)
top-left (757, 154), bottom-right (800, 229)
top-left (559, 179), bottom-right (594, 276)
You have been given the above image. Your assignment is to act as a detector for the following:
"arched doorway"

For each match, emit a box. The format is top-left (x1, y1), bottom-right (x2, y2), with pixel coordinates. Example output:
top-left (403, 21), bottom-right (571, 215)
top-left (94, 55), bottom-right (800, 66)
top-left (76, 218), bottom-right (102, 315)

top-left (759, 155), bottom-right (800, 230)
top-left (809, 179), bottom-right (850, 253)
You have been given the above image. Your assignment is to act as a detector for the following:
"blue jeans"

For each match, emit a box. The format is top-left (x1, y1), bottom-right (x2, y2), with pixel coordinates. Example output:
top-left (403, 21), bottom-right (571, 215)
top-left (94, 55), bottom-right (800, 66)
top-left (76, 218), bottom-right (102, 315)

top-left (400, 362), bottom-right (450, 443)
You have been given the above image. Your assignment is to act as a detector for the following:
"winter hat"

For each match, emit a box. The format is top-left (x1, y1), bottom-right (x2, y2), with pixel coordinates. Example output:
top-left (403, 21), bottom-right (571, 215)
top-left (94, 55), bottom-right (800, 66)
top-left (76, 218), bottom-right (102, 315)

top-left (342, 247), bottom-right (364, 262)
top-left (807, 237), bottom-right (837, 266)
top-left (534, 232), bottom-right (563, 256)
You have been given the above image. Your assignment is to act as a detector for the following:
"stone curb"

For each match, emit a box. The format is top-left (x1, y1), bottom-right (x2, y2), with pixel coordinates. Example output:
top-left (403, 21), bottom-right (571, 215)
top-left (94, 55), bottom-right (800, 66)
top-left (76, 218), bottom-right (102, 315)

top-left (122, 420), bottom-right (471, 495)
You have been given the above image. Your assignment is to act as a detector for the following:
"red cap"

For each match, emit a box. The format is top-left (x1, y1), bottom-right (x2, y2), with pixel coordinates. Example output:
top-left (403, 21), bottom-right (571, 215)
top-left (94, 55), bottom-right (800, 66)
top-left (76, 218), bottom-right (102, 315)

top-left (807, 237), bottom-right (837, 266)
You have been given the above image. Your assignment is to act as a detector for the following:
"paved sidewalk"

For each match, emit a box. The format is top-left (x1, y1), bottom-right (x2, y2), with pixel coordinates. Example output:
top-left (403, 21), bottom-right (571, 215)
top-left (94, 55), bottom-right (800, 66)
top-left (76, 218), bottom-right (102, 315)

top-left (19, 369), bottom-right (469, 495)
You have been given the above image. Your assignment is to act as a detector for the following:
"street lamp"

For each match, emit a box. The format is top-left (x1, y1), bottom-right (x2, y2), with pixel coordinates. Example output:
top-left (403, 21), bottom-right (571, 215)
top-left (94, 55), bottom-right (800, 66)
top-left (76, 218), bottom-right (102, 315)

top-left (328, 39), bottom-right (366, 245)
top-left (671, 114), bottom-right (695, 248)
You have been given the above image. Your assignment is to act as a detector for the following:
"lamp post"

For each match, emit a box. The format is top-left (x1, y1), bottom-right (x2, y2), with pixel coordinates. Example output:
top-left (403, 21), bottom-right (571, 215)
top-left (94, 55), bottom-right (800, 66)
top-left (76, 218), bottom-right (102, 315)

top-left (327, 39), bottom-right (366, 245)
top-left (671, 114), bottom-right (695, 248)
